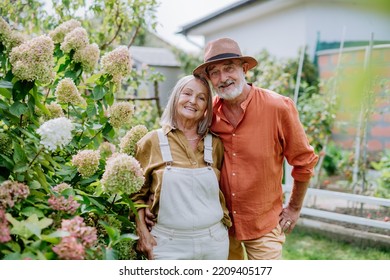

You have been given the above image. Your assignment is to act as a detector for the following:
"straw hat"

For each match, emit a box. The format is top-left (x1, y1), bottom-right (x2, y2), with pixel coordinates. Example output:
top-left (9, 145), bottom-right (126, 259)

top-left (193, 37), bottom-right (258, 77)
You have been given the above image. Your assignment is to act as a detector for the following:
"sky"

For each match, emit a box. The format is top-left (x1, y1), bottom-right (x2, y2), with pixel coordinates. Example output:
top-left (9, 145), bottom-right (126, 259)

top-left (154, 0), bottom-right (239, 52)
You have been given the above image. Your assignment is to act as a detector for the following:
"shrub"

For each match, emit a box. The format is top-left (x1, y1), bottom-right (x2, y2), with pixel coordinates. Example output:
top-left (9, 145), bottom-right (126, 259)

top-left (0, 18), bottom-right (151, 260)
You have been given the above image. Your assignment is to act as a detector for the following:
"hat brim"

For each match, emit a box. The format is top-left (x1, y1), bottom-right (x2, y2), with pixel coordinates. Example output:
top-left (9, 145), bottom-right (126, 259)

top-left (193, 56), bottom-right (258, 77)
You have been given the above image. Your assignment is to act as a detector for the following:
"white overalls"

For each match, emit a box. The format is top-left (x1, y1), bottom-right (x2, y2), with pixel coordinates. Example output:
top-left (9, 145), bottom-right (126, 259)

top-left (150, 129), bottom-right (228, 260)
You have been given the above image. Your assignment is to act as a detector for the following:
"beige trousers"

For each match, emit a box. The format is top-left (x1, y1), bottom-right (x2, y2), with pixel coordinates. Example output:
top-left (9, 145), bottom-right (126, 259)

top-left (228, 224), bottom-right (286, 260)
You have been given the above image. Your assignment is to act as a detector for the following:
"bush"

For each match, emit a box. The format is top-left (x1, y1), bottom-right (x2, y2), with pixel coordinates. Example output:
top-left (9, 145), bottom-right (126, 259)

top-left (0, 18), bottom-right (153, 260)
top-left (371, 150), bottom-right (390, 198)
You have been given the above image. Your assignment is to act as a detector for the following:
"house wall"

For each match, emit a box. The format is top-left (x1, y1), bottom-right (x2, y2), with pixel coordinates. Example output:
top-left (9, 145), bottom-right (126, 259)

top-left (317, 45), bottom-right (390, 155)
top-left (153, 66), bottom-right (183, 107)
top-left (199, 0), bottom-right (390, 60)
top-left (129, 64), bottom-right (182, 109)
top-left (304, 1), bottom-right (390, 58)
top-left (206, 4), bottom-right (307, 59)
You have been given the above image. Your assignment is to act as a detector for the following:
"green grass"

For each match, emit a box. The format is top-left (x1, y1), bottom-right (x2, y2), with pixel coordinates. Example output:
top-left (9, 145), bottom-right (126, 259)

top-left (282, 227), bottom-right (390, 260)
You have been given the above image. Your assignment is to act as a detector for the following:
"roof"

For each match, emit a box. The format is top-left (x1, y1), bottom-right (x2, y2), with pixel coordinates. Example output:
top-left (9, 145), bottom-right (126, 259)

top-left (130, 46), bottom-right (180, 67)
top-left (178, 0), bottom-right (263, 36)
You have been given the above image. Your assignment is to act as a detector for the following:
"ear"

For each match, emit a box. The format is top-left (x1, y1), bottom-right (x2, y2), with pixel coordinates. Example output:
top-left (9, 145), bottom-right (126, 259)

top-left (242, 62), bottom-right (249, 73)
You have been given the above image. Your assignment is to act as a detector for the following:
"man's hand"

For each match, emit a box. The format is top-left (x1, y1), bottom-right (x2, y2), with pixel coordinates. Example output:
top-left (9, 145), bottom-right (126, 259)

top-left (145, 193), bottom-right (156, 231)
top-left (136, 230), bottom-right (157, 260)
top-left (279, 205), bottom-right (300, 234)
top-left (279, 180), bottom-right (309, 234)
top-left (136, 208), bottom-right (156, 259)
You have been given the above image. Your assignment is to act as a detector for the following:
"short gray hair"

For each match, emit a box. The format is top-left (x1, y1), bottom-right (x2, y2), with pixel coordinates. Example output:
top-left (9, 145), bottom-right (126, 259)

top-left (160, 75), bottom-right (213, 135)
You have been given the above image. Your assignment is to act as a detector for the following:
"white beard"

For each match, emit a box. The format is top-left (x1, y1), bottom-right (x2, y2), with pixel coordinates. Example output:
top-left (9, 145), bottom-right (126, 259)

top-left (214, 72), bottom-right (246, 100)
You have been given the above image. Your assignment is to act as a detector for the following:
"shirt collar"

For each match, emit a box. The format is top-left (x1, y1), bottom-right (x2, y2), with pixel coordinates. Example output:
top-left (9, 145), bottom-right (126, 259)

top-left (162, 124), bottom-right (215, 138)
top-left (213, 83), bottom-right (254, 114)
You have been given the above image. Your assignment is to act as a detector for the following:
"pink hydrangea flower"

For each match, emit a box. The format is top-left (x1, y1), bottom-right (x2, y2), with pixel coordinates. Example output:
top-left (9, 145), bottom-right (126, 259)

top-left (0, 209), bottom-right (11, 243)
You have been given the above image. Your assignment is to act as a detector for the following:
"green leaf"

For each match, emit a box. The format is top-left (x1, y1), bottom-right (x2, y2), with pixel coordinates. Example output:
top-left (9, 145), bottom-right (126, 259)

top-left (103, 247), bottom-right (117, 260)
top-left (13, 214), bottom-right (52, 236)
top-left (102, 122), bottom-right (113, 136)
top-left (0, 80), bottom-right (13, 89)
top-left (12, 140), bottom-right (27, 163)
top-left (9, 101), bottom-right (28, 116)
top-left (92, 85), bottom-right (106, 100)
top-left (119, 233), bottom-right (139, 241)
top-left (12, 80), bottom-right (34, 101)
top-left (13, 162), bottom-right (29, 173)
top-left (30, 86), bottom-right (50, 115)
top-left (87, 196), bottom-right (106, 210)
top-left (21, 207), bottom-right (45, 218)
top-left (25, 223), bottom-right (42, 238)
top-left (4, 241), bottom-right (21, 253)
top-left (0, 154), bottom-right (14, 170)
top-left (6, 213), bottom-right (34, 239)
top-left (29, 180), bottom-right (42, 189)
top-left (41, 230), bottom-right (70, 243)
top-left (19, 127), bottom-right (39, 140)
top-left (85, 73), bottom-right (101, 84)
top-left (32, 166), bottom-right (50, 189)
top-left (86, 102), bottom-right (97, 118)
top-left (0, 88), bottom-right (11, 99)
top-left (23, 214), bottom-right (53, 239)
top-left (104, 90), bottom-right (114, 106)
top-left (3, 252), bottom-right (22, 260)
top-left (99, 221), bottom-right (120, 243)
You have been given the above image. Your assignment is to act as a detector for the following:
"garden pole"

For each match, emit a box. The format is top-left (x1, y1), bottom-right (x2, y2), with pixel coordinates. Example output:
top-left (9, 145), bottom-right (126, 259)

top-left (284, 44), bottom-right (306, 203)
top-left (352, 33), bottom-right (374, 194)
top-left (360, 32), bottom-right (374, 193)
top-left (311, 26), bottom-right (346, 190)
top-left (293, 46), bottom-right (305, 104)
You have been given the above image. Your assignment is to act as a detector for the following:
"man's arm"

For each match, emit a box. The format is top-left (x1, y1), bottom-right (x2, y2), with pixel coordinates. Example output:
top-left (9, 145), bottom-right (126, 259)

top-left (135, 208), bottom-right (156, 259)
top-left (279, 180), bottom-right (309, 233)
top-left (144, 193), bottom-right (156, 231)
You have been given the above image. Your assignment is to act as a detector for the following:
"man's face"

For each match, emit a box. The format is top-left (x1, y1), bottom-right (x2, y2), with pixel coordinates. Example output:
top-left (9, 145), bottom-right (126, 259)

top-left (206, 59), bottom-right (246, 100)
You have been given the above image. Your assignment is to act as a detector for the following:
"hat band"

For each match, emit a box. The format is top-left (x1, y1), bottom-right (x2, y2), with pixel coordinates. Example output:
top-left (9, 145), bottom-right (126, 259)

top-left (206, 53), bottom-right (240, 62)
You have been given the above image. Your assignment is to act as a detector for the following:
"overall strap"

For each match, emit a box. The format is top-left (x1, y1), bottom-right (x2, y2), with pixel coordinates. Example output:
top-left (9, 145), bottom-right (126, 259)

top-left (157, 129), bottom-right (173, 163)
top-left (203, 133), bottom-right (213, 165)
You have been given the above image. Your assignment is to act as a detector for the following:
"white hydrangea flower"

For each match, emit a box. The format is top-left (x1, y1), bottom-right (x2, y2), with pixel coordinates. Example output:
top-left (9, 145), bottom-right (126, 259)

top-left (119, 125), bottom-right (148, 156)
top-left (37, 117), bottom-right (74, 151)
top-left (101, 153), bottom-right (144, 195)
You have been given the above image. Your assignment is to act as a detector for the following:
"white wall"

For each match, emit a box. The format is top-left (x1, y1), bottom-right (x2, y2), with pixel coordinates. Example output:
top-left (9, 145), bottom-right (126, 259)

top-left (305, 1), bottom-right (390, 57)
top-left (154, 66), bottom-right (183, 108)
top-left (128, 64), bottom-right (182, 109)
top-left (208, 5), bottom-right (307, 59)
top-left (198, 0), bottom-right (390, 60)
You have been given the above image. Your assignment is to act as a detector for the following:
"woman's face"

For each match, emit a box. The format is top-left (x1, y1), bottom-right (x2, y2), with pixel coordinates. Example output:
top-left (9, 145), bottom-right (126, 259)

top-left (176, 79), bottom-right (208, 124)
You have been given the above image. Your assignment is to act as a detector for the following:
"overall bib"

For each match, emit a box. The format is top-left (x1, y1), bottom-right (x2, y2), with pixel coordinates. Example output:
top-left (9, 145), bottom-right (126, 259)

top-left (151, 129), bottom-right (228, 260)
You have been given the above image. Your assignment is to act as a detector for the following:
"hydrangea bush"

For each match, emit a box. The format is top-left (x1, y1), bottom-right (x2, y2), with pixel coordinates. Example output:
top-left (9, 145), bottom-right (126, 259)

top-left (0, 18), bottom-right (154, 260)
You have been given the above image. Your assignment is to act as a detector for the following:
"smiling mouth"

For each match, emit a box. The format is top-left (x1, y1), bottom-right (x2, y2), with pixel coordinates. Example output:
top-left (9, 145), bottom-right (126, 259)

top-left (219, 81), bottom-right (234, 89)
top-left (184, 106), bottom-right (196, 112)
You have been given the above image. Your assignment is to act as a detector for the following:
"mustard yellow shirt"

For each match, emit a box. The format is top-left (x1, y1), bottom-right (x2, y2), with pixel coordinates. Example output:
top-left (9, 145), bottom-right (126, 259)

top-left (131, 125), bottom-right (232, 227)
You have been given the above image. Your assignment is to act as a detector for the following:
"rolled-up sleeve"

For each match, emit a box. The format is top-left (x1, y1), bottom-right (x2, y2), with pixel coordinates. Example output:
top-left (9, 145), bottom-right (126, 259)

top-left (281, 98), bottom-right (319, 182)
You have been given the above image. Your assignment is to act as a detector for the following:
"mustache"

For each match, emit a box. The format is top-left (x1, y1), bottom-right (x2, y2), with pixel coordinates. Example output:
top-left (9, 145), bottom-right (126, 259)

top-left (217, 79), bottom-right (234, 88)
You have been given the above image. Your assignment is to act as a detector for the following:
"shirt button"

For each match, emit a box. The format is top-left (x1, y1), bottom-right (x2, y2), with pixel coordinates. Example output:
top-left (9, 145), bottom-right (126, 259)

top-left (232, 193), bottom-right (235, 197)
top-left (232, 172), bottom-right (236, 176)
top-left (232, 133), bottom-right (236, 136)
top-left (233, 153), bottom-right (236, 156)
top-left (233, 211), bottom-right (237, 214)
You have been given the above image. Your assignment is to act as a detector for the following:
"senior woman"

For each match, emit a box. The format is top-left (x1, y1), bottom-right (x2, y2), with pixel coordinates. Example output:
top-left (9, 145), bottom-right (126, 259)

top-left (131, 75), bottom-right (231, 260)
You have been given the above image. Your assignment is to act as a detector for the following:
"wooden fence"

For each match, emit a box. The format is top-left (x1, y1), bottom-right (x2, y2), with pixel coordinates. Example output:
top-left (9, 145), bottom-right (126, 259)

top-left (283, 184), bottom-right (390, 231)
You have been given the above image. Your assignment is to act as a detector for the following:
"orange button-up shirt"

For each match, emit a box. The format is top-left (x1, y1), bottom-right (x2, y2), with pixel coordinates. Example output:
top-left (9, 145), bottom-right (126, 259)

top-left (211, 85), bottom-right (318, 240)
